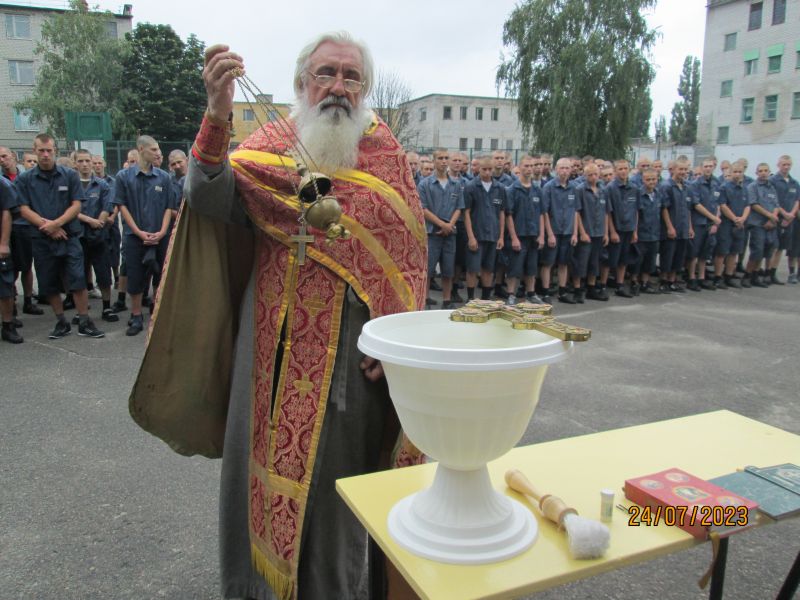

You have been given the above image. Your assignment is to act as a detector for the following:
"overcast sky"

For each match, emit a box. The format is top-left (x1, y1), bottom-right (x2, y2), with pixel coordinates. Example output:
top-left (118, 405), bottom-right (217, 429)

top-left (99, 0), bottom-right (706, 134)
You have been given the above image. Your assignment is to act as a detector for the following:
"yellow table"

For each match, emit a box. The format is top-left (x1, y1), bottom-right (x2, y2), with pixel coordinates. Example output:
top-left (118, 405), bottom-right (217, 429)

top-left (336, 410), bottom-right (800, 600)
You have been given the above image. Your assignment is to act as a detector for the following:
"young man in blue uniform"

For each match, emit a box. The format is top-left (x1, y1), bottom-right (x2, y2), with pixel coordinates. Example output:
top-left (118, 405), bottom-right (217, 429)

top-left (113, 135), bottom-right (177, 335)
top-left (743, 163), bottom-right (780, 288)
top-left (464, 156), bottom-right (506, 300)
top-left (601, 159), bottom-right (638, 298)
top-left (632, 169), bottom-right (661, 294)
top-left (767, 155), bottom-right (798, 284)
top-left (576, 163), bottom-right (610, 301)
top-left (543, 157), bottom-right (579, 304)
top-left (16, 134), bottom-right (104, 339)
top-left (418, 149), bottom-right (464, 309)
top-left (686, 159), bottom-right (722, 291)
top-left (505, 155), bottom-right (545, 305)
top-left (714, 161), bottom-right (750, 288)
top-left (659, 158), bottom-right (693, 293)
top-left (0, 176), bottom-right (22, 343)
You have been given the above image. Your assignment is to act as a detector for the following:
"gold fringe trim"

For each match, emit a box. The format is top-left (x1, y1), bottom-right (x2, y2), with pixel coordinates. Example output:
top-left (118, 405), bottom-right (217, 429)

top-left (252, 543), bottom-right (294, 600)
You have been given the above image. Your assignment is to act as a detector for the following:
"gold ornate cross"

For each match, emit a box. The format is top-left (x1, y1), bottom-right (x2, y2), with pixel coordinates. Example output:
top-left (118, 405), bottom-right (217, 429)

top-left (292, 375), bottom-right (314, 400)
top-left (290, 224), bottom-right (315, 265)
top-left (449, 300), bottom-right (591, 342)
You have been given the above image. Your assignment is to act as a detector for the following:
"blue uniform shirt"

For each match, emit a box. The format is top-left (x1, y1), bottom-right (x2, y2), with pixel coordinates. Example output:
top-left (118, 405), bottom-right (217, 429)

top-left (15, 165), bottom-right (84, 238)
top-left (543, 178), bottom-right (579, 235)
top-left (0, 176), bottom-right (19, 214)
top-left (113, 165), bottom-right (177, 236)
top-left (464, 178), bottom-right (506, 242)
top-left (689, 176), bottom-right (720, 225)
top-left (505, 180), bottom-right (543, 238)
top-left (80, 176), bottom-right (113, 242)
top-left (718, 180), bottom-right (748, 217)
top-left (746, 180), bottom-right (779, 227)
top-left (418, 175), bottom-right (464, 234)
top-left (577, 183), bottom-right (608, 238)
top-left (659, 178), bottom-right (692, 239)
top-left (637, 189), bottom-right (662, 242)
top-left (493, 172), bottom-right (515, 187)
top-left (604, 178), bottom-right (639, 233)
top-left (769, 173), bottom-right (799, 212)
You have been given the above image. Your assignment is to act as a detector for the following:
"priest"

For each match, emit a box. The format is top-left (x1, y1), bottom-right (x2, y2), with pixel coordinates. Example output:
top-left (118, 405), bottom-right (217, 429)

top-left (129, 32), bottom-right (427, 599)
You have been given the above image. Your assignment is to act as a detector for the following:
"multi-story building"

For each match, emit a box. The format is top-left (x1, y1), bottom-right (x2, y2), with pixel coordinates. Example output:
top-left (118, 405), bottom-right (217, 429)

top-left (0, 2), bottom-right (133, 155)
top-left (697, 0), bottom-right (800, 165)
top-left (231, 96), bottom-right (291, 146)
top-left (400, 93), bottom-right (525, 158)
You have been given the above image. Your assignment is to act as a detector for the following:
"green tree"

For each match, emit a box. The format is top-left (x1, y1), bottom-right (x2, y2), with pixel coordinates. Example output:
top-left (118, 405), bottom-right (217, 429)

top-left (497, 0), bottom-right (658, 158)
top-left (654, 115), bottom-right (668, 143)
top-left (17, 0), bottom-right (131, 138)
top-left (120, 24), bottom-right (206, 140)
top-left (668, 56), bottom-right (701, 145)
top-left (630, 93), bottom-right (653, 140)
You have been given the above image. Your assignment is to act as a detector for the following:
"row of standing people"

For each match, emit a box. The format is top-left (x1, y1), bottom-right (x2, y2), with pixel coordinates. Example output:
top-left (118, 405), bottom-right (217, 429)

top-left (0, 135), bottom-right (187, 344)
top-left (417, 149), bottom-right (798, 307)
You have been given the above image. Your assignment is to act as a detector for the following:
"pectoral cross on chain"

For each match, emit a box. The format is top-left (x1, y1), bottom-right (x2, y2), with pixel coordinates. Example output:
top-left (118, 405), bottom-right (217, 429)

top-left (290, 224), bottom-right (315, 265)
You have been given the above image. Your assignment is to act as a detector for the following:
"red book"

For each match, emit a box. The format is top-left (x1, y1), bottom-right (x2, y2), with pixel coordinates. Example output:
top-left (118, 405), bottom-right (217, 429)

top-left (624, 468), bottom-right (759, 539)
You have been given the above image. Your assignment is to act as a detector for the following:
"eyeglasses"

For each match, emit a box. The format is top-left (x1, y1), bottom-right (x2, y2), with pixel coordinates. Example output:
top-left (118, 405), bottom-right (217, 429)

top-left (306, 71), bottom-right (366, 93)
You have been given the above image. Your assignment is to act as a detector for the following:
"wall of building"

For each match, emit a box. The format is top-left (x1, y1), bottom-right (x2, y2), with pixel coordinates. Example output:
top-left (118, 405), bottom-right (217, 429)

top-left (230, 97), bottom-right (291, 145)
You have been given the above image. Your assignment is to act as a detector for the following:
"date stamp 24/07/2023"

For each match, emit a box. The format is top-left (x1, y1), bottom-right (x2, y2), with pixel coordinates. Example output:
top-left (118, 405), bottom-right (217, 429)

top-left (626, 504), bottom-right (750, 527)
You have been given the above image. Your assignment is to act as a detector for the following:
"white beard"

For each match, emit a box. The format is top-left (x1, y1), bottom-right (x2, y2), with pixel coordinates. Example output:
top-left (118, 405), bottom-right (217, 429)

top-left (291, 93), bottom-right (372, 173)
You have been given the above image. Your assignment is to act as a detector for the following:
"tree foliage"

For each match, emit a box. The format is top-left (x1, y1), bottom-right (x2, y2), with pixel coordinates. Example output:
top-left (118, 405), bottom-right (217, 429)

top-left (630, 93), bottom-right (653, 140)
top-left (668, 56), bottom-right (701, 145)
top-left (19, 0), bottom-right (130, 138)
top-left (119, 24), bottom-right (206, 140)
top-left (654, 115), bottom-right (668, 143)
top-left (497, 0), bottom-right (658, 158)
top-left (369, 69), bottom-right (415, 146)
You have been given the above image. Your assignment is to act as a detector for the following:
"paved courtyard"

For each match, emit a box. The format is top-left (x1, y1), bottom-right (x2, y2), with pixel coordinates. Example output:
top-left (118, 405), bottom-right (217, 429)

top-left (1, 273), bottom-right (798, 599)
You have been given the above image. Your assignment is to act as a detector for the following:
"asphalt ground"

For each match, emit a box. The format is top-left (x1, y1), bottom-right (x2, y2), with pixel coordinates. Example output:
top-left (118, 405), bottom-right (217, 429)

top-left (1, 269), bottom-right (798, 600)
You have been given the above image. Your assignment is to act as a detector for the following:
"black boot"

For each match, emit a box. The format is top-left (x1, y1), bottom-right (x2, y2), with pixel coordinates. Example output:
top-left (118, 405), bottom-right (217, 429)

top-left (1, 321), bottom-right (23, 344)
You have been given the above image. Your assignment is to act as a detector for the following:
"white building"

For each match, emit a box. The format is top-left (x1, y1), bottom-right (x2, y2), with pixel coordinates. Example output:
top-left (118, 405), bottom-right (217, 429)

top-left (0, 2), bottom-right (133, 154)
top-left (697, 0), bottom-right (800, 165)
top-left (400, 93), bottom-right (525, 157)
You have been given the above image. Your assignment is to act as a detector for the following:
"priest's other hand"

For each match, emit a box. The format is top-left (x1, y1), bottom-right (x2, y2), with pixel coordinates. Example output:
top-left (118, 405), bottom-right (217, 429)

top-left (203, 44), bottom-right (244, 122)
top-left (360, 356), bottom-right (385, 382)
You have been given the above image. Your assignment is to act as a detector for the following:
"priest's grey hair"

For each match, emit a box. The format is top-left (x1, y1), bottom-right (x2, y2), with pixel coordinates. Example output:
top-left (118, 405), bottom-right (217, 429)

top-left (293, 31), bottom-right (374, 98)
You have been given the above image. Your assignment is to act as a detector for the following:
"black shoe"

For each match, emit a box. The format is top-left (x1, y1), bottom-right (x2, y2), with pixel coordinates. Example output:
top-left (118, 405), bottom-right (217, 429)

top-left (699, 279), bottom-right (715, 290)
top-left (429, 279), bottom-right (442, 291)
top-left (425, 297), bottom-right (437, 307)
top-left (740, 276), bottom-right (752, 288)
top-left (22, 303), bottom-right (44, 315)
top-left (102, 308), bottom-right (120, 322)
top-left (670, 283), bottom-right (686, 293)
top-left (630, 283), bottom-right (640, 297)
top-left (725, 276), bottom-right (740, 289)
top-left (493, 285), bottom-right (509, 300)
top-left (540, 294), bottom-right (553, 304)
top-left (442, 301), bottom-right (455, 310)
top-left (687, 280), bottom-right (701, 292)
top-left (525, 293), bottom-right (544, 304)
top-left (574, 289), bottom-right (585, 304)
top-left (126, 315), bottom-right (144, 336)
top-left (585, 287), bottom-right (603, 301)
top-left (714, 278), bottom-right (727, 290)
top-left (111, 299), bottom-right (128, 313)
top-left (78, 319), bottom-right (105, 338)
top-left (558, 292), bottom-right (577, 304)
top-left (451, 290), bottom-right (465, 303)
top-left (615, 287), bottom-right (634, 298)
top-left (752, 276), bottom-right (768, 288)
top-left (2, 324), bottom-right (23, 344)
top-left (49, 321), bottom-right (71, 339)
top-left (641, 283), bottom-right (659, 294)
top-left (770, 274), bottom-right (785, 285)
top-left (71, 315), bottom-right (80, 325)
top-left (62, 296), bottom-right (76, 310)
top-left (658, 283), bottom-right (672, 294)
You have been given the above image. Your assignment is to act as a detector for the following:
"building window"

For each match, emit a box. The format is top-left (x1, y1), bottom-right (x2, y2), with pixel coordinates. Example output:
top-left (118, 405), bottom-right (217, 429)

top-left (744, 58), bottom-right (758, 75)
top-left (267, 110), bottom-right (278, 121)
top-left (459, 106), bottom-right (467, 120)
top-left (768, 55), bottom-right (782, 73)
top-left (12, 108), bottom-right (36, 131)
top-left (792, 92), bottom-right (800, 118)
top-left (505, 140), bottom-right (513, 151)
top-left (5, 14), bottom-right (30, 39)
top-left (717, 126), bottom-right (730, 144)
top-left (724, 32), bottom-right (737, 51)
top-left (475, 107), bottom-right (483, 120)
top-left (490, 138), bottom-right (499, 150)
top-left (490, 108), bottom-right (499, 121)
top-left (8, 60), bottom-right (34, 85)
top-left (764, 94), bottom-right (778, 120)
top-left (243, 108), bottom-right (255, 121)
top-left (749, 2), bottom-right (763, 30)
top-left (741, 97), bottom-right (755, 123)
top-left (419, 108), bottom-right (426, 122)
top-left (459, 137), bottom-right (468, 151)
top-left (105, 21), bottom-right (118, 38)
top-left (443, 106), bottom-right (452, 120)
top-left (720, 80), bottom-right (733, 97)
top-left (772, 0), bottom-right (786, 25)
top-left (474, 138), bottom-right (483, 151)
